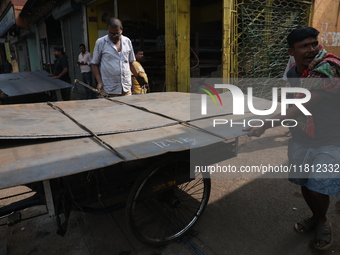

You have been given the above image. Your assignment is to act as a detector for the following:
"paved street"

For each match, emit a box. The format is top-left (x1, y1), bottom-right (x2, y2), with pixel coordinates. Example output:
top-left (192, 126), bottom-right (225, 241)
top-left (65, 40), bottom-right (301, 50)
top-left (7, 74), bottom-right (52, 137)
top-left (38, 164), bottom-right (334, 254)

top-left (1, 126), bottom-right (339, 255)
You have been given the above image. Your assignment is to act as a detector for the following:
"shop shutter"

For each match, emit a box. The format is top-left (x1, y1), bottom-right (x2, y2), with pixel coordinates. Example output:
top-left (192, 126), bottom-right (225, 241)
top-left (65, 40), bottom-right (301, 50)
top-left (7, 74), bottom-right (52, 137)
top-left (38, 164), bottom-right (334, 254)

top-left (62, 9), bottom-right (84, 84)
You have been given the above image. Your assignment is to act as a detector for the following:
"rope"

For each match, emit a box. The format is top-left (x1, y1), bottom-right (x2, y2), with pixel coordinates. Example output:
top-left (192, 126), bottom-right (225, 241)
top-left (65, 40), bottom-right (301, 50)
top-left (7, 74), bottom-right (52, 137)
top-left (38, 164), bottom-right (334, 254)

top-left (47, 101), bottom-right (127, 161)
top-left (74, 79), bottom-right (232, 141)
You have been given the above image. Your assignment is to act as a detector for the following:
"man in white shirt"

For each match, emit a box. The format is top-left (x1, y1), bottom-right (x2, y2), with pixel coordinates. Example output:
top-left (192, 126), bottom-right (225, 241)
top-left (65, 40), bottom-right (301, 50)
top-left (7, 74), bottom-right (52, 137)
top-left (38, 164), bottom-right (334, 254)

top-left (91, 18), bottom-right (146, 96)
top-left (78, 44), bottom-right (94, 99)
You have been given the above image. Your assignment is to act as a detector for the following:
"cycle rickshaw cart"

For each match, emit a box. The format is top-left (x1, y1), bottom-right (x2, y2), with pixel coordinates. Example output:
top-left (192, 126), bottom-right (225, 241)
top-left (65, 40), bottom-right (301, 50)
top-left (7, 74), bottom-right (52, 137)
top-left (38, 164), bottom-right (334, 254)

top-left (0, 91), bottom-right (273, 246)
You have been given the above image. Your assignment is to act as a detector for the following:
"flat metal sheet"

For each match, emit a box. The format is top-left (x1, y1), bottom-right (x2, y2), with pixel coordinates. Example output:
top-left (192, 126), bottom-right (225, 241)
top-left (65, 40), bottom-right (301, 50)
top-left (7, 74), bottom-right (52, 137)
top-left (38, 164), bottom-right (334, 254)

top-left (111, 92), bottom-right (192, 121)
top-left (0, 125), bottom-right (218, 189)
top-left (112, 91), bottom-right (276, 121)
top-left (0, 70), bottom-right (72, 97)
top-left (0, 92), bottom-right (279, 189)
top-left (0, 92), bottom-right (275, 139)
top-left (0, 99), bottom-right (177, 138)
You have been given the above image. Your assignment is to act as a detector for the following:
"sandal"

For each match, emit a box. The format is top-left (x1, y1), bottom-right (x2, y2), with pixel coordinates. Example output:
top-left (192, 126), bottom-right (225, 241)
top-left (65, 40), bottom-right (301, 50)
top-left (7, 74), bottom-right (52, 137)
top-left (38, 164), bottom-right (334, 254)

top-left (294, 217), bottom-right (316, 233)
top-left (314, 222), bottom-right (333, 250)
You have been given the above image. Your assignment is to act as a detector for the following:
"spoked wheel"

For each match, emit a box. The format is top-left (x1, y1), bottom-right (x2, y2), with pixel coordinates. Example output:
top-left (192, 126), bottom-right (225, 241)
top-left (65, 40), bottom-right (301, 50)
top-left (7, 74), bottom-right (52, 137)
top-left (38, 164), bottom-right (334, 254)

top-left (126, 155), bottom-right (211, 246)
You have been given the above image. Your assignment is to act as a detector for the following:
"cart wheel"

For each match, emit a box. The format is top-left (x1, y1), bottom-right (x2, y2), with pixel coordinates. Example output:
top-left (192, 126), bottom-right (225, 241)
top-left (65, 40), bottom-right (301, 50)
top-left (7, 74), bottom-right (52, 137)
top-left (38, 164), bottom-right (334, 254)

top-left (126, 156), bottom-right (211, 246)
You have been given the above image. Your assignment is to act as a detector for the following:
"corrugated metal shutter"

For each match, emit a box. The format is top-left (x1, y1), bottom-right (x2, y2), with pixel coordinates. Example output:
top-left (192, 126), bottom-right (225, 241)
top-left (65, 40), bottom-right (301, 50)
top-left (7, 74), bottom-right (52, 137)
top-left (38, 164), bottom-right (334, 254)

top-left (62, 9), bottom-right (84, 85)
top-left (17, 42), bottom-right (29, 72)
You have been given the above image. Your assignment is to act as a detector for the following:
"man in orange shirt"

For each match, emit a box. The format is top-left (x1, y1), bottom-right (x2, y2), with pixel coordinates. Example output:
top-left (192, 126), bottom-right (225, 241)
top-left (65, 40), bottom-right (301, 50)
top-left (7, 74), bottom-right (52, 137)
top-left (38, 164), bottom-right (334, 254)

top-left (131, 47), bottom-right (148, 94)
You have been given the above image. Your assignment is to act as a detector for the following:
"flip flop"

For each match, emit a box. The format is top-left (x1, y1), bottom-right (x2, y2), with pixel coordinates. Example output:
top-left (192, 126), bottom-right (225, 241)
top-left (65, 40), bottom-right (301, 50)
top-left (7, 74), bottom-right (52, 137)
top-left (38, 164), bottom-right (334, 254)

top-left (314, 222), bottom-right (333, 250)
top-left (294, 217), bottom-right (316, 233)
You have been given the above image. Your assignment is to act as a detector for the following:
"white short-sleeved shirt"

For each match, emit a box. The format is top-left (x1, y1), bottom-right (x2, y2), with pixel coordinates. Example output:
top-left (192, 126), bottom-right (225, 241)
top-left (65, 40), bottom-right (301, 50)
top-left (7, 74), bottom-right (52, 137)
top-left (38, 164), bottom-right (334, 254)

top-left (91, 35), bottom-right (136, 94)
top-left (78, 51), bottom-right (92, 73)
top-left (282, 56), bottom-right (295, 81)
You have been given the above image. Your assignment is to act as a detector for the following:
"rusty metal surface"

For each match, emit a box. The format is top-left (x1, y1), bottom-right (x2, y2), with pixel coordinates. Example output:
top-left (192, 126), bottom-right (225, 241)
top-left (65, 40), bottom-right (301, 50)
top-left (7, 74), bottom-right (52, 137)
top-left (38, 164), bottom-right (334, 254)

top-left (0, 92), bottom-right (278, 189)
top-left (0, 125), bottom-right (214, 189)
top-left (0, 70), bottom-right (72, 97)
top-left (0, 92), bottom-right (274, 139)
top-left (0, 98), bottom-right (177, 139)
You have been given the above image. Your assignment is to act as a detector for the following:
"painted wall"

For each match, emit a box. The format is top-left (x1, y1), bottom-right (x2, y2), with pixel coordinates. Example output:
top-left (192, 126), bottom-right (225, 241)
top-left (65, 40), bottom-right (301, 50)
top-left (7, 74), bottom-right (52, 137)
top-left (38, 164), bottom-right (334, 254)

top-left (86, 4), bottom-right (113, 53)
top-left (311, 0), bottom-right (340, 56)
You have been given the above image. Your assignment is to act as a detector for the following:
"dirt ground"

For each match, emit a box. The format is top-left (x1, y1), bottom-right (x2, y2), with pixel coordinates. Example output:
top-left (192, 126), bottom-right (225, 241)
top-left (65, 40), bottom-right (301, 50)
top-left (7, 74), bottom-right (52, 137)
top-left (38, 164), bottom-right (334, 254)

top-left (1, 126), bottom-right (340, 255)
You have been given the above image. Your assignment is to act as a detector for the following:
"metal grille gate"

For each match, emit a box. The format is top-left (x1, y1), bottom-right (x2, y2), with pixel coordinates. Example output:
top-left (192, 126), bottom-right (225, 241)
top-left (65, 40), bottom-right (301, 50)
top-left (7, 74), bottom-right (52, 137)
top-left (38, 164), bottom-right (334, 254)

top-left (239, 4), bottom-right (302, 78)
top-left (225, 0), bottom-right (313, 98)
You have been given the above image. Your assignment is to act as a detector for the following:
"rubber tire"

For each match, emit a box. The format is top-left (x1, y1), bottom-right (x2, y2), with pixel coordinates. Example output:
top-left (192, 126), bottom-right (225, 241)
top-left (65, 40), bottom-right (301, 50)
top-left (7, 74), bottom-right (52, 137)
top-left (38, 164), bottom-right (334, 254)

top-left (125, 155), bottom-right (211, 246)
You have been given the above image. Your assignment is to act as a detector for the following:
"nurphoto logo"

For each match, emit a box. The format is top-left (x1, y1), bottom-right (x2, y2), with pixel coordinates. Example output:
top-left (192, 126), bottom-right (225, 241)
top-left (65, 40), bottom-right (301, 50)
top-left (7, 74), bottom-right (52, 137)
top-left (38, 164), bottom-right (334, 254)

top-left (198, 82), bottom-right (223, 115)
top-left (199, 83), bottom-right (312, 128)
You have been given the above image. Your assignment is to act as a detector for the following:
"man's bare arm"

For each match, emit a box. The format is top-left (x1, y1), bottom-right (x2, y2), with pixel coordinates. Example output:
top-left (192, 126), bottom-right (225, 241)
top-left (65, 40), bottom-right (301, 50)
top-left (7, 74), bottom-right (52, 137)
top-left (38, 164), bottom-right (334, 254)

top-left (130, 62), bottom-right (147, 85)
top-left (52, 67), bottom-right (69, 79)
top-left (92, 64), bottom-right (103, 92)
